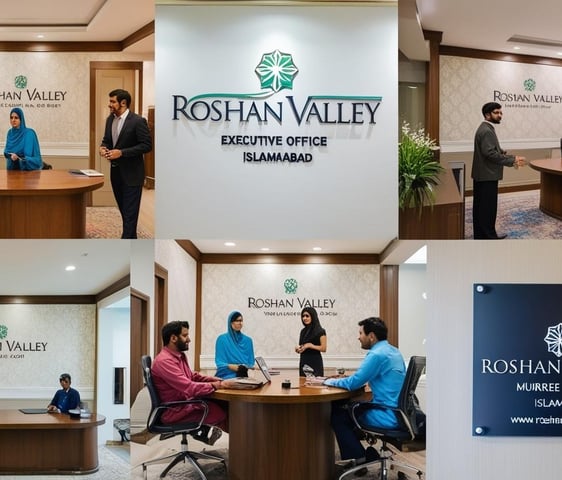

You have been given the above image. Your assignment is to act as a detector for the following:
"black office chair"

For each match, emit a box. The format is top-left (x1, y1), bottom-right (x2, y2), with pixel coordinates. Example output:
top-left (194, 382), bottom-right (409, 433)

top-left (140, 355), bottom-right (225, 480)
top-left (339, 356), bottom-right (426, 480)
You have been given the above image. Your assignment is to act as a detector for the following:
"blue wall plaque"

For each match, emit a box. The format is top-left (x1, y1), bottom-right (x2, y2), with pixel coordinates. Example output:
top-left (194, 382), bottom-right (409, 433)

top-left (473, 283), bottom-right (562, 436)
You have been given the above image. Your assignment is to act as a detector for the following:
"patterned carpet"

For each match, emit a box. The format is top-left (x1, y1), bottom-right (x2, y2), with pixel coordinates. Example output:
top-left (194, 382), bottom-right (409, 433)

top-left (0, 445), bottom-right (130, 480)
top-left (465, 189), bottom-right (562, 239)
top-left (86, 207), bottom-right (152, 239)
top-left (137, 445), bottom-right (421, 480)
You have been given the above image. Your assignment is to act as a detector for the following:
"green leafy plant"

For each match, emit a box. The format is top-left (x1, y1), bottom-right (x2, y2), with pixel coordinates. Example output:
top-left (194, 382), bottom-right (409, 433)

top-left (399, 123), bottom-right (444, 214)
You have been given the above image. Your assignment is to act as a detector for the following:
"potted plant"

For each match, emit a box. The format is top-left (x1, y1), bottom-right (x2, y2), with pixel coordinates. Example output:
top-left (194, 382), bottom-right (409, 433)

top-left (398, 123), bottom-right (444, 215)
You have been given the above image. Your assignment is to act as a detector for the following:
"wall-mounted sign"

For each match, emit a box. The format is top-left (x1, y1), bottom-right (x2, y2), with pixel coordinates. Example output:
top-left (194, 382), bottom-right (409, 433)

top-left (172, 48), bottom-right (382, 164)
top-left (156, 4), bottom-right (398, 240)
top-left (0, 74), bottom-right (67, 110)
top-left (473, 283), bottom-right (562, 436)
top-left (0, 324), bottom-right (48, 360)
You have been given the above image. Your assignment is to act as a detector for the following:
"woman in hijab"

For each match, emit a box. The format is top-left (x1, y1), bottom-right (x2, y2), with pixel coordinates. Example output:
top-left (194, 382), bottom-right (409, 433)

top-left (295, 306), bottom-right (327, 376)
top-left (215, 311), bottom-right (255, 379)
top-left (4, 107), bottom-right (43, 170)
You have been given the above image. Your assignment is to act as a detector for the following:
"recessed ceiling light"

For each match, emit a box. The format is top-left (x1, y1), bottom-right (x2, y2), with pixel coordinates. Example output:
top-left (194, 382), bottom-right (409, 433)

top-left (260, 247), bottom-right (270, 252)
top-left (224, 242), bottom-right (236, 247)
top-left (557, 52), bottom-right (562, 56)
top-left (312, 247), bottom-right (322, 252)
top-left (65, 265), bottom-right (76, 271)
top-left (513, 46), bottom-right (521, 50)
top-left (37, 34), bottom-right (44, 39)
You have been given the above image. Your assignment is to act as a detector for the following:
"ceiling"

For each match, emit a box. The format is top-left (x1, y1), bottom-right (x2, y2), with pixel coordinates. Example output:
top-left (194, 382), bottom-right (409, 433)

top-left (192, 239), bottom-right (393, 255)
top-left (0, 240), bottom-right (130, 296)
top-left (0, 0), bottom-right (154, 53)
top-left (401, 0), bottom-right (562, 61)
top-left (189, 239), bottom-right (427, 265)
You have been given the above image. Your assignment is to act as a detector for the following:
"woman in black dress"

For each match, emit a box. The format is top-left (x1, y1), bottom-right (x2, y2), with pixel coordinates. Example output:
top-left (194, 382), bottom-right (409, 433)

top-left (295, 306), bottom-right (327, 376)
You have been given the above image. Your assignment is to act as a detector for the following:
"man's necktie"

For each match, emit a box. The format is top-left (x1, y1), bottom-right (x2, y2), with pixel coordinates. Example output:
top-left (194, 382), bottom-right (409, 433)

top-left (112, 116), bottom-right (120, 146)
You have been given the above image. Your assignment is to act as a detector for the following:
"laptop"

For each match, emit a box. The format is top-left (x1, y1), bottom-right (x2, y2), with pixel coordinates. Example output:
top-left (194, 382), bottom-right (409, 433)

top-left (19, 408), bottom-right (49, 414)
top-left (255, 356), bottom-right (272, 383)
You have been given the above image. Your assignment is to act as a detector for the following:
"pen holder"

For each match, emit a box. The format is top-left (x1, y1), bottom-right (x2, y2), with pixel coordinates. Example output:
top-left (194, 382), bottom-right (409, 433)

top-left (281, 379), bottom-right (291, 389)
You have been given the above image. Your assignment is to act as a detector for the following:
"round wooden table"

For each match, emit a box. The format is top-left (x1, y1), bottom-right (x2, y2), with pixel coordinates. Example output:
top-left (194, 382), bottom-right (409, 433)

top-left (213, 374), bottom-right (361, 480)
top-left (0, 169), bottom-right (104, 238)
top-left (530, 158), bottom-right (562, 220)
top-left (0, 410), bottom-right (105, 474)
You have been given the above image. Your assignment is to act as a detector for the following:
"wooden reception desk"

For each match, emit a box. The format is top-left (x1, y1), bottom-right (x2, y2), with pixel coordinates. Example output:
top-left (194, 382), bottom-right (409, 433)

top-left (0, 169), bottom-right (104, 238)
top-left (0, 410), bottom-right (105, 474)
top-left (530, 157), bottom-right (562, 220)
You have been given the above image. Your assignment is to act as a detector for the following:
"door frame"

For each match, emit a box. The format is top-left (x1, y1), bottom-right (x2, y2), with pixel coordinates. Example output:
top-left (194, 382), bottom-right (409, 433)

top-left (89, 61), bottom-right (144, 171)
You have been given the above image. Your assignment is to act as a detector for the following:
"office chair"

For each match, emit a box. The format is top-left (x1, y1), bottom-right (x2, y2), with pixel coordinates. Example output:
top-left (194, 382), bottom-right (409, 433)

top-left (140, 355), bottom-right (225, 480)
top-left (339, 356), bottom-right (426, 480)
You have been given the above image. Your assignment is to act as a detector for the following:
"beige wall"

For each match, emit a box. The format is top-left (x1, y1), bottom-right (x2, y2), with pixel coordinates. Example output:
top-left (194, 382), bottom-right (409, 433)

top-left (427, 240), bottom-right (562, 479)
top-left (0, 51), bottom-right (154, 170)
top-left (0, 304), bottom-right (96, 408)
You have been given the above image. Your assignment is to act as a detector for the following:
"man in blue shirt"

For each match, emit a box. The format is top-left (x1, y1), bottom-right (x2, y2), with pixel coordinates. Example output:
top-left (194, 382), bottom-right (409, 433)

top-left (47, 373), bottom-right (81, 413)
top-left (325, 317), bottom-right (405, 467)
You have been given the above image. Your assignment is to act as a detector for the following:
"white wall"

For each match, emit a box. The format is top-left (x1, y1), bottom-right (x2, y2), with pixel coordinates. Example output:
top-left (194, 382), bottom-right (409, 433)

top-left (154, 240), bottom-right (197, 364)
top-left (155, 4), bottom-right (398, 240)
top-left (427, 240), bottom-right (562, 479)
top-left (97, 290), bottom-right (130, 444)
top-left (131, 240), bottom-right (155, 356)
top-left (398, 263), bottom-right (427, 363)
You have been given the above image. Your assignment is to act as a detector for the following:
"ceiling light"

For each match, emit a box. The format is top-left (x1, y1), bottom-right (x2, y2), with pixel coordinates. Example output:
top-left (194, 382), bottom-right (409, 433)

top-left (37, 34), bottom-right (45, 39)
top-left (312, 247), bottom-right (322, 252)
top-left (513, 46), bottom-right (521, 50)
top-left (260, 247), bottom-right (270, 252)
top-left (224, 242), bottom-right (236, 247)
top-left (65, 265), bottom-right (76, 271)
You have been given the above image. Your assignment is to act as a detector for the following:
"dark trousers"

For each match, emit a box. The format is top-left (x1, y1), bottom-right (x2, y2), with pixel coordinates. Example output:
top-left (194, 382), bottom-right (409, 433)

top-left (331, 400), bottom-right (366, 461)
top-left (110, 165), bottom-right (142, 239)
top-left (473, 180), bottom-right (499, 239)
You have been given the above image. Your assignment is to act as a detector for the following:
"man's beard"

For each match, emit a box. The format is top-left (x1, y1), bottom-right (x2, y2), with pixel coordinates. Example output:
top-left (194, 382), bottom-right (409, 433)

top-left (177, 340), bottom-right (189, 351)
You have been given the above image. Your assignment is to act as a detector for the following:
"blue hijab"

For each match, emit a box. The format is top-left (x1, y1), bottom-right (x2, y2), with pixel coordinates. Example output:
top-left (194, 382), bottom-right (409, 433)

top-left (214, 311), bottom-right (255, 379)
top-left (4, 107), bottom-right (43, 170)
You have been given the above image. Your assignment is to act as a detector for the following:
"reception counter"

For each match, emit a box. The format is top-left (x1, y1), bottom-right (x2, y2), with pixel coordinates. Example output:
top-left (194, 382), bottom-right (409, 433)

top-left (0, 409), bottom-right (105, 474)
top-left (530, 157), bottom-right (562, 220)
top-left (0, 169), bottom-right (104, 238)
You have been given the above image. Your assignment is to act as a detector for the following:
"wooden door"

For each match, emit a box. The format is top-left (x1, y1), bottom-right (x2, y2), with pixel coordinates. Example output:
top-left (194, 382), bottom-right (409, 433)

top-left (130, 289), bottom-right (149, 406)
top-left (89, 62), bottom-right (143, 206)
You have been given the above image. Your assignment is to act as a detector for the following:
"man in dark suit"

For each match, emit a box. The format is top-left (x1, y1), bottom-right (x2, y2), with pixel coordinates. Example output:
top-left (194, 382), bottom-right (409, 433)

top-left (471, 102), bottom-right (525, 239)
top-left (99, 89), bottom-right (152, 239)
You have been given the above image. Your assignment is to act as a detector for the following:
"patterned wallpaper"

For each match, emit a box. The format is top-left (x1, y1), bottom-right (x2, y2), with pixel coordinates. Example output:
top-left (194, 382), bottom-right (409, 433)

top-left (0, 51), bottom-right (153, 148)
top-left (0, 304), bottom-right (95, 399)
top-left (200, 263), bottom-right (379, 369)
top-left (440, 56), bottom-right (562, 150)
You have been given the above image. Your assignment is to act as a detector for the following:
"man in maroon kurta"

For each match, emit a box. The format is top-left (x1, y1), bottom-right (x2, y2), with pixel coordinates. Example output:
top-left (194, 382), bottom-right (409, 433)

top-left (151, 321), bottom-right (235, 434)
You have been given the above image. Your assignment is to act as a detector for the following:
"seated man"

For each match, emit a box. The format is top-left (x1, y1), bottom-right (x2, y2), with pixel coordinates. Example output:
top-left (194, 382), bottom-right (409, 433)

top-left (47, 373), bottom-right (81, 413)
top-left (324, 317), bottom-right (406, 468)
top-left (151, 320), bottom-right (236, 445)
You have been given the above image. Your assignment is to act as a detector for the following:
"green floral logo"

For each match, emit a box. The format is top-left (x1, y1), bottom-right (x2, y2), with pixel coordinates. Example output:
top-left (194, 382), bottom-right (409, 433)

top-left (523, 78), bottom-right (536, 92)
top-left (255, 50), bottom-right (299, 93)
top-left (14, 75), bottom-right (27, 89)
top-left (0, 325), bottom-right (8, 340)
top-left (284, 278), bottom-right (298, 294)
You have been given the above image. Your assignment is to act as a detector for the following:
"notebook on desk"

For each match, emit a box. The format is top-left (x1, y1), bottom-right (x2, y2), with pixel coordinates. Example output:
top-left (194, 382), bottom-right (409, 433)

top-left (19, 408), bottom-right (49, 414)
